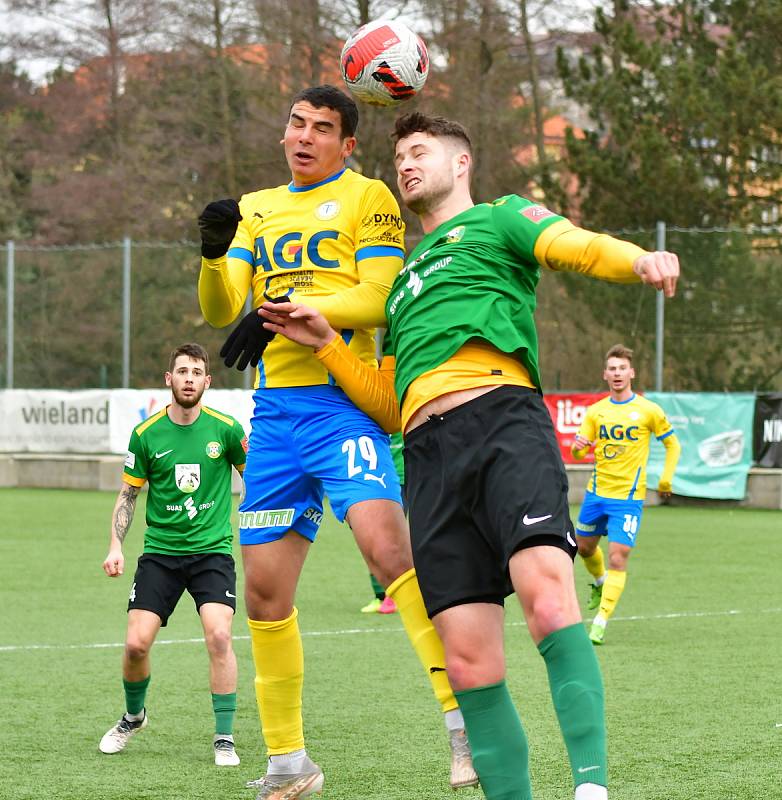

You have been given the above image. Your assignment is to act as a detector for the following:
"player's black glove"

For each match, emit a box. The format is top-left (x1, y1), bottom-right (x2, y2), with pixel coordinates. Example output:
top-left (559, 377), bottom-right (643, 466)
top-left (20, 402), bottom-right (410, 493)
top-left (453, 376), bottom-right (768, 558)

top-left (198, 198), bottom-right (242, 259)
top-left (220, 297), bottom-right (290, 371)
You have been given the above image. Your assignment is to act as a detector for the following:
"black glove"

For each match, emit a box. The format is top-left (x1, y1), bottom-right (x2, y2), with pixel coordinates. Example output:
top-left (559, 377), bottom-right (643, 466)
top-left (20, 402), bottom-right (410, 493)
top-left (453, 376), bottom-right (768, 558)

top-left (198, 198), bottom-right (241, 259)
top-left (220, 297), bottom-right (290, 370)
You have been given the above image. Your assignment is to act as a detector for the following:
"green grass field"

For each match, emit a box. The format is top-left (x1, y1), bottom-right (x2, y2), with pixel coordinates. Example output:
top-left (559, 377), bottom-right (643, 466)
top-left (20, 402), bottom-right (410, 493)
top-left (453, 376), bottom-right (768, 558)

top-left (1, 488), bottom-right (780, 800)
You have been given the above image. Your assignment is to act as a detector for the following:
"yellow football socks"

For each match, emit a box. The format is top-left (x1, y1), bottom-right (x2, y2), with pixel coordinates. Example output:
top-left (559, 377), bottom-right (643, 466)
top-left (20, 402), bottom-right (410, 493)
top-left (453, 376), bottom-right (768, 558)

top-left (581, 548), bottom-right (606, 583)
top-left (598, 569), bottom-right (627, 621)
top-left (247, 609), bottom-right (305, 754)
top-left (386, 568), bottom-right (458, 713)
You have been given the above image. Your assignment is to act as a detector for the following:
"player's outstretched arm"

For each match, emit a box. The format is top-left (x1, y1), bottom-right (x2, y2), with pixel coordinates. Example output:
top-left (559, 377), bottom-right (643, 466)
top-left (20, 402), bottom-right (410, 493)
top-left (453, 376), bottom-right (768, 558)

top-left (103, 482), bottom-right (140, 577)
top-left (262, 301), bottom-right (401, 432)
top-left (259, 301), bottom-right (338, 350)
top-left (632, 251), bottom-right (680, 298)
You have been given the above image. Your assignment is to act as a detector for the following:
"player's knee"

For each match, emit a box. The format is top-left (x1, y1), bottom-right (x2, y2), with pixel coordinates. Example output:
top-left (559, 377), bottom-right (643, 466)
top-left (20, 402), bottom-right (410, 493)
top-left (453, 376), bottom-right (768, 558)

top-left (608, 551), bottom-right (629, 570)
top-left (361, 537), bottom-right (413, 586)
top-left (577, 539), bottom-right (595, 557)
top-left (445, 648), bottom-right (504, 690)
top-left (527, 594), bottom-right (577, 640)
top-left (125, 636), bottom-right (152, 663)
top-left (205, 626), bottom-right (233, 657)
top-left (244, 586), bottom-right (292, 621)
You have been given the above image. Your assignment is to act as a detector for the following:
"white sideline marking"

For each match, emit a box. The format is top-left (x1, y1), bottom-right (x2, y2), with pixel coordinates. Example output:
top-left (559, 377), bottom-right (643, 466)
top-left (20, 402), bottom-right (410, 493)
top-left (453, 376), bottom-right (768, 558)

top-left (2, 606), bottom-right (781, 654)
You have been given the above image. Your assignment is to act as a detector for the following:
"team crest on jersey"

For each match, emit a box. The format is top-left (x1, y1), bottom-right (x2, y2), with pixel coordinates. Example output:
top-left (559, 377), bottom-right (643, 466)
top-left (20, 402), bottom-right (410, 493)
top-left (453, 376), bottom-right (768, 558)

top-left (205, 441), bottom-right (222, 459)
top-left (520, 205), bottom-right (556, 223)
top-left (175, 463), bottom-right (201, 493)
top-left (315, 200), bottom-right (341, 220)
top-left (445, 225), bottom-right (465, 243)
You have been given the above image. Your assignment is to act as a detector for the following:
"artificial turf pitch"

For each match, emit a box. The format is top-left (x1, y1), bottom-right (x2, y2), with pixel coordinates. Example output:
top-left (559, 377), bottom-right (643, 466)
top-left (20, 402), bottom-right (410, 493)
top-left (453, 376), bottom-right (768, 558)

top-left (1, 488), bottom-right (780, 799)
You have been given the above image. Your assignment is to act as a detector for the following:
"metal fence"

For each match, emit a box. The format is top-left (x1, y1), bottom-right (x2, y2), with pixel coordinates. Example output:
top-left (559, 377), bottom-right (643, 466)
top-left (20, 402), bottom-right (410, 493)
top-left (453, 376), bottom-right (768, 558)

top-left (2, 224), bottom-right (781, 392)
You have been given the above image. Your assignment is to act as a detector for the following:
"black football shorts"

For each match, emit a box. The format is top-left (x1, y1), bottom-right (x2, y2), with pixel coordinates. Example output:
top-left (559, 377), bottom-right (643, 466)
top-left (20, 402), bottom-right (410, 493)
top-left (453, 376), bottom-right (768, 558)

top-left (127, 553), bottom-right (237, 626)
top-left (404, 385), bottom-right (577, 618)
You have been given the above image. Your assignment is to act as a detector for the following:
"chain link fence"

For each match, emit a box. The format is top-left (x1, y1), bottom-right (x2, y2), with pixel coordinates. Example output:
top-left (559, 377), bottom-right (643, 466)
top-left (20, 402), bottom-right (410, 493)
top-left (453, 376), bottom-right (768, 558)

top-left (1, 226), bottom-right (781, 391)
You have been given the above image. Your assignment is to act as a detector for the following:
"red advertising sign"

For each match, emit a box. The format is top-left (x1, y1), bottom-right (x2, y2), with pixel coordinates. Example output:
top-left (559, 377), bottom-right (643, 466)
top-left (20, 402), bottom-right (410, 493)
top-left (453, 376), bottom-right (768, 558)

top-left (542, 393), bottom-right (604, 464)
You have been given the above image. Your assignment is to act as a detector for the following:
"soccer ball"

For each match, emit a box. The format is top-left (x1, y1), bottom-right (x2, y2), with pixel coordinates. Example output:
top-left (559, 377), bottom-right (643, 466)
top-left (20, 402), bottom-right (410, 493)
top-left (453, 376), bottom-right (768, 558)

top-left (340, 19), bottom-right (429, 107)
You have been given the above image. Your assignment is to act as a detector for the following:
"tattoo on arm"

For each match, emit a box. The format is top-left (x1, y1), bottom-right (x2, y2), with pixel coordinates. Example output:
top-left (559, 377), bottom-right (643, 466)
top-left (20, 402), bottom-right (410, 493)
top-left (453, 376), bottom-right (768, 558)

top-left (114, 484), bottom-right (140, 544)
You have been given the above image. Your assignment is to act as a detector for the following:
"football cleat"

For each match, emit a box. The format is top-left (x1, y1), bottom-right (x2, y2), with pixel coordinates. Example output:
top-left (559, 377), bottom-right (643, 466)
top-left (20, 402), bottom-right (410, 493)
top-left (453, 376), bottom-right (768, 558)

top-left (378, 596), bottom-right (398, 614)
top-left (99, 711), bottom-right (148, 754)
top-left (214, 735), bottom-right (240, 766)
top-left (589, 622), bottom-right (606, 646)
top-left (360, 597), bottom-right (381, 613)
top-left (449, 729), bottom-right (479, 789)
top-left (246, 756), bottom-right (324, 799)
top-left (587, 582), bottom-right (603, 610)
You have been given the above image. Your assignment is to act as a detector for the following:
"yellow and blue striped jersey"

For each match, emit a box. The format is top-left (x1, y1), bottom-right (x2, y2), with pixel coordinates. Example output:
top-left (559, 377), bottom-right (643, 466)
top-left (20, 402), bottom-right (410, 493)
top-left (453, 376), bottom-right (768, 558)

top-left (199, 168), bottom-right (404, 388)
top-left (579, 393), bottom-right (674, 500)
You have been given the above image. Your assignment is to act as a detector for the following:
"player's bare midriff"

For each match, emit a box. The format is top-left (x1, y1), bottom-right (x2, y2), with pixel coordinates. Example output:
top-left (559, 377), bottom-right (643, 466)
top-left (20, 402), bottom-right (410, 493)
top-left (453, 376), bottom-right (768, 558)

top-left (405, 385), bottom-right (503, 434)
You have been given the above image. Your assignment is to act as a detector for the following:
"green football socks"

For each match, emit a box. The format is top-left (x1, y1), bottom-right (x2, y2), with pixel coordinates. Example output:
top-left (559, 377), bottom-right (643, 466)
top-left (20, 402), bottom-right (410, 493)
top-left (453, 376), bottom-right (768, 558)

top-left (455, 681), bottom-right (532, 800)
top-left (370, 573), bottom-right (385, 601)
top-left (538, 623), bottom-right (607, 788)
top-left (123, 675), bottom-right (150, 716)
top-left (212, 692), bottom-right (237, 736)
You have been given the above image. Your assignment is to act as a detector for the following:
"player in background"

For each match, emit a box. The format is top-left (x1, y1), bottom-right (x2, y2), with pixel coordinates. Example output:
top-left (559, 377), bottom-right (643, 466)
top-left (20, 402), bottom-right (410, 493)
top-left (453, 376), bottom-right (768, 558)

top-left (361, 433), bottom-right (404, 614)
top-left (257, 112), bottom-right (680, 800)
top-left (571, 344), bottom-right (681, 645)
top-left (99, 343), bottom-right (247, 767)
top-left (197, 87), bottom-right (474, 798)
top-left (362, 572), bottom-right (398, 614)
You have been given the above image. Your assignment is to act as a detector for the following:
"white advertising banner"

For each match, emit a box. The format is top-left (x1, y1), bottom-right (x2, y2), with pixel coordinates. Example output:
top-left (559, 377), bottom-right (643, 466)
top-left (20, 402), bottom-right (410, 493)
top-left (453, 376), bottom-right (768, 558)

top-left (0, 389), bottom-right (255, 454)
top-left (0, 389), bottom-right (112, 453)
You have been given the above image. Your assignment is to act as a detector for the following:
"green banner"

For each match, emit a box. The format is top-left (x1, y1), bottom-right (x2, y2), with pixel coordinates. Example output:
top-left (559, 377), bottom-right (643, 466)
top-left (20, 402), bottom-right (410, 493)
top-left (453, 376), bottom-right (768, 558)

top-left (646, 393), bottom-right (755, 500)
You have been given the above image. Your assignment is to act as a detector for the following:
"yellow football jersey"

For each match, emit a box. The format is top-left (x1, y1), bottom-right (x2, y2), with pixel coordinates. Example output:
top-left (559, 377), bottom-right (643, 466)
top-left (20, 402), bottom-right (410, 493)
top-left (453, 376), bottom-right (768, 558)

top-left (200, 168), bottom-right (404, 388)
top-left (579, 393), bottom-right (674, 500)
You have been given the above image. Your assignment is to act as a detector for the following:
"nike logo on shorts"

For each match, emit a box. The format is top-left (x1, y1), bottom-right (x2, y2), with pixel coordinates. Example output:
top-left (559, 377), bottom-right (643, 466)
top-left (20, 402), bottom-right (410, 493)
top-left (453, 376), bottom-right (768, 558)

top-left (577, 765), bottom-right (601, 774)
top-left (567, 531), bottom-right (577, 547)
top-left (225, 590), bottom-right (236, 598)
top-left (154, 449), bottom-right (173, 459)
top-left (522, 513), bottom-right (552, 526)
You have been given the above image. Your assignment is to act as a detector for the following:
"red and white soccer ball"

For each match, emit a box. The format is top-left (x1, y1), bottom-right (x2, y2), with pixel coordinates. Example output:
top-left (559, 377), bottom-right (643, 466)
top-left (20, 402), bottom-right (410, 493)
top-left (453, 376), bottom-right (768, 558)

top-left (340, 19), bottom-right (429, 107)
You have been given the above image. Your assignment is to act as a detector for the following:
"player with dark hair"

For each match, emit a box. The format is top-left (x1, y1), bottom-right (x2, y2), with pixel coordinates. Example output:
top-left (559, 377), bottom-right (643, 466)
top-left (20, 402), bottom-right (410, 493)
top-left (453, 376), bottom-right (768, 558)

top-left (572, 344), bottom-right (681, 645)
top-left (99, 343), bottom-right (247, 767)
top-left (257, 111), bottom-right (680, 800)
top-left (197, 89), bottom-right (474, 799)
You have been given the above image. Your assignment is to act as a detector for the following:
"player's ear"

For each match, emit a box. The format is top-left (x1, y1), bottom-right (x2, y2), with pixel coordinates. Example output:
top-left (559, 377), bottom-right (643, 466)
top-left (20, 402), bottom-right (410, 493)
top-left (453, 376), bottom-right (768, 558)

top-left (342, 136), bottom-right (357, 158)
top-left (455, 151), bottom-right (471, 178)
top-left (164, 371), bottom-right (172, 387)
top-left (205, 374), bottom-right (212, 390)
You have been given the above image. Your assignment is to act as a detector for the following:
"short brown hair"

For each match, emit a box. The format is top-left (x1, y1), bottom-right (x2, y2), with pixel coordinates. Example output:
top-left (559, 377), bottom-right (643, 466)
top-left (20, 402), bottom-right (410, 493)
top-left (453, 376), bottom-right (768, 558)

top-left (392, 112), bottom-right (472, 155)
top-left (605, 344), bottom-right (633, 364)
top-left (168, 342), bottom-right (209, 373)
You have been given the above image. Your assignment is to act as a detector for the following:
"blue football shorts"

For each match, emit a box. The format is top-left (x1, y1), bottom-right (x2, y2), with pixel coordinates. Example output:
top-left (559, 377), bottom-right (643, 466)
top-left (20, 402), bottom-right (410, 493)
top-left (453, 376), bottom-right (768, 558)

top-left (575, 491), bottom-right (644, 547)
top-left (239, 385), bottom-right (402, 545)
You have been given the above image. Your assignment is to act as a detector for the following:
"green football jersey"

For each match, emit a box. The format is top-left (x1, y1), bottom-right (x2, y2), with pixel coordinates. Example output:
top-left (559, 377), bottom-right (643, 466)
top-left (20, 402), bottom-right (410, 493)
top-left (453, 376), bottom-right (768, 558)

top-left (384, 195), bottom-right (564, 404)
top-left (122, 406), bottom-right (247, 555)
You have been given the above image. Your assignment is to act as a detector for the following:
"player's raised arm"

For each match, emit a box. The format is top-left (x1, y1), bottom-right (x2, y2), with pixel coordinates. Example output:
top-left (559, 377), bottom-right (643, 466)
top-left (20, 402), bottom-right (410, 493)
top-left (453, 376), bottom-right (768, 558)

top-left (197, 198), bottom-right (253, 328)
top-left (103, 482), bottom-right (141, 577)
